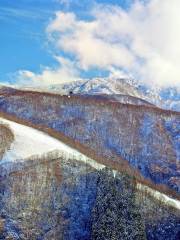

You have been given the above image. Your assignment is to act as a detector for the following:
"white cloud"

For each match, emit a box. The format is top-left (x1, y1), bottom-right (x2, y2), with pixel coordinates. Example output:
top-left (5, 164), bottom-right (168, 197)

top-left (16, 0), bottom-right (180, 89)
top-left (47, 10), bottom-right (135, 70)
top-left (45, 0), bottom-right (180, 89)
top-left (47, 12), bottom-right (76, 32)
top-left (16, 56), bottom-right (79, 86)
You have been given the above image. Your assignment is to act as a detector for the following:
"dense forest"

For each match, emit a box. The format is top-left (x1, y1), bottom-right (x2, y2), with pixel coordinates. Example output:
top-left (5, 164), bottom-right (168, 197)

top-left (0, 151), bottom-right (179, 239)
top-left (0, 88), bottom-right (179, 196)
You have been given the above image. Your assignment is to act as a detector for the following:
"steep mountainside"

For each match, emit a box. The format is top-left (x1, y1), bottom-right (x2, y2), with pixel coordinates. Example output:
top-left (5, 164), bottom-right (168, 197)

top-left (1, 154), bottom-right (179, 239)
top-left (0, 88), bottom-right (179, 196)
top-left (0, 118), bottom-right (179, 239)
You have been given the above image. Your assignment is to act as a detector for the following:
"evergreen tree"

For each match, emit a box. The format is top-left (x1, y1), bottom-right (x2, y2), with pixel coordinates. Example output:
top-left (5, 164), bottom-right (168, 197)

top-left (91, 168), bottom-right (147, 240)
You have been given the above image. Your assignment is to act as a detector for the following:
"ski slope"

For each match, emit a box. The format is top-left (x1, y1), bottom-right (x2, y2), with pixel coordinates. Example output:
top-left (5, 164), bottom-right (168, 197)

top-left (0, 117), bottom-right (179, 210)
top-left (0, 117), bottom-right (104, 170)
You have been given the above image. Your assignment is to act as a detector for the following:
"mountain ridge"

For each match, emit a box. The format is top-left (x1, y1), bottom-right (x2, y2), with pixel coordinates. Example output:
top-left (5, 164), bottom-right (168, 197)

top-left (0, 89), bottom-right (179, 200)
top-left (9, 77), bottom-right (180, 111)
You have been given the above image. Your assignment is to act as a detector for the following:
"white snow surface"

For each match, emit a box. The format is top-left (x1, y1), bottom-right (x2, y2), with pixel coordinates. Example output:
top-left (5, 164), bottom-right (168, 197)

top-left (0, 117), bottom-right (104, 170)
top-left (0, 117), bottom-right (180, 210)
top-left (0, 117), bottom-right (72, 162)
top-left (137, 183), bottom-right (180, 210)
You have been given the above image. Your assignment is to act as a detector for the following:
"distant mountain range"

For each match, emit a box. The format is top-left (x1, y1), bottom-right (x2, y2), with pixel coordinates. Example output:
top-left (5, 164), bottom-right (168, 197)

top-left (17, 77), bottom-right (180, 111)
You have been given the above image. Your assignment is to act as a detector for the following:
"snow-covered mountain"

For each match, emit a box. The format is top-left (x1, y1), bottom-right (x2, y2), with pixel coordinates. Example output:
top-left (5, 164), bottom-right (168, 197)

top-left (19, 77), bottom-right (180, 111)
top-left (0, 117), bottom-right (179, 210)
top-left (160, 87), bottom-right (180, 111)
top-left (137, 85), bottom-right (180, 111)
top-left (0, 88), bottom-right (179, 239)
top-left (21, 77), bottom-right (142, 97)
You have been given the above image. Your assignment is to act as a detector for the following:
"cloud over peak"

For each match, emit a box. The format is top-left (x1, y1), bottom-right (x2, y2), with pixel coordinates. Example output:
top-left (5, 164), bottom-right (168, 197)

top-left (17, 0), bottom-right (180, 89)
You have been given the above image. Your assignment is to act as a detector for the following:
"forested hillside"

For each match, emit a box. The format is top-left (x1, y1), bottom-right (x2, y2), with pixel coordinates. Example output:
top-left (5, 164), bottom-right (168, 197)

top-left (0, 151), bottom-right (179, 239)
top-left (0, 88), bottom-right (179, 195)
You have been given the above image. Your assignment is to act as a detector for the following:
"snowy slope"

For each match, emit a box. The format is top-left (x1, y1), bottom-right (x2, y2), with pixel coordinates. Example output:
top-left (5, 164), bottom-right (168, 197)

top-left (0, 117), bottom-right (104, 170)
top-left (0, 118), bottom-right (66, 161)
top-left (0, 117), bottom-right (179, 209)
top-left (71, 77), bottom-right (141, 96)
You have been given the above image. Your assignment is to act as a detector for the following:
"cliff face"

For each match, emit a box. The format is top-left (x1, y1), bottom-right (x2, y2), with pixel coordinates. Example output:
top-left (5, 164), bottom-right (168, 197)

top-left (0, 152), bottom-right (179, 239)
top-left (0, 89), bottom-right (179, 193)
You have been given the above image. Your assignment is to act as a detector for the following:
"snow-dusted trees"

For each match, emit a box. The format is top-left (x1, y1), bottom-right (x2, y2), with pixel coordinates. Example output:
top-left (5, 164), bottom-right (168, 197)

top-left (91, 168), bottom-right (146, 240)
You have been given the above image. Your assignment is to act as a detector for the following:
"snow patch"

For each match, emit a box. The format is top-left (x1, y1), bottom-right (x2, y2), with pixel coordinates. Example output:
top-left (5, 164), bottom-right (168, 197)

top-left (137, 183), bottom-right (180, 210)
top-left (0, 117), bottom-right (104, 172)
top-left (0, 117), bottom-right (179, 210)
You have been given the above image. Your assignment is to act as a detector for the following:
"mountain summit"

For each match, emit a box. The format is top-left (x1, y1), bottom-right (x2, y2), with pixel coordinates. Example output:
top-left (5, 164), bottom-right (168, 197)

top-left (19, 77), bottom-right (180, 111)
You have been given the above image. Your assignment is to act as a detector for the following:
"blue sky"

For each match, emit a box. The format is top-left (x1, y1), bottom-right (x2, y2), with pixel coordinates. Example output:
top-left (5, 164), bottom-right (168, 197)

top-left (0, 0), bottom-right (134, 84)
top-left (0, 0), bottom-right (180, 89)
top-left (0, 0), bottom-right (58, 83)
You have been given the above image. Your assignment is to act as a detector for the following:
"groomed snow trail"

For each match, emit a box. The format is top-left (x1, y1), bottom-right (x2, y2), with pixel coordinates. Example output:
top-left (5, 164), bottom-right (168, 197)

top-left (0, 117), bottom-right (104, 170)
top-left (0, 117), bottom-right (180, 210)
